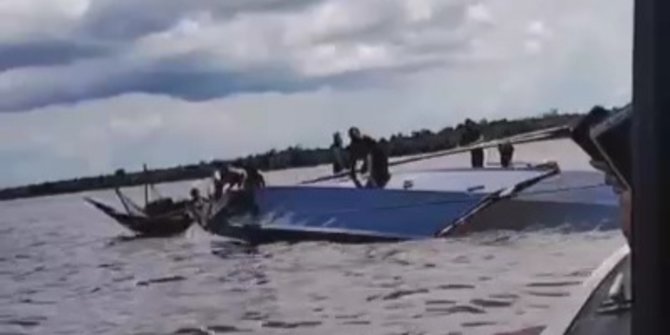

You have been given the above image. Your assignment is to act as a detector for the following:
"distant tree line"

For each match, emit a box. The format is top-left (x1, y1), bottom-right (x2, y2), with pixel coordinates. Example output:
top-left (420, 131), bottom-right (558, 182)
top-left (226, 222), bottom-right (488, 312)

top-left (234, 111), bottom-right (579, 171)
top-left (0, 111), bottom-right (582, 201)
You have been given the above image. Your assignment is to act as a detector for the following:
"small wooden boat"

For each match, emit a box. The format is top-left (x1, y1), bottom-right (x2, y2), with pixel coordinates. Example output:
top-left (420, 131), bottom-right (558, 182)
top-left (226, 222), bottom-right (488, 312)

top-left (85, 191), bottom-right (193, 237)
top-left (85, 166), bottom-right (194, 237)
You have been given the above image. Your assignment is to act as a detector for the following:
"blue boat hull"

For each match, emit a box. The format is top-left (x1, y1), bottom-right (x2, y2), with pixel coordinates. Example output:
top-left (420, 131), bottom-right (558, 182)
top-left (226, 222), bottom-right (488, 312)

top-left (196, 167), bottom-right (575, 244)
top-left (201, 187), bottom-right (488, 244)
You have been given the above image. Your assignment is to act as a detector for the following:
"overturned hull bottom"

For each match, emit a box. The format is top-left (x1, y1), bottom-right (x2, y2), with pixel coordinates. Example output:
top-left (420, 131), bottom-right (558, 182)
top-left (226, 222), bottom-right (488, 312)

top-left (196, 186), bottom-right (493, 245)
top-left (451, 199), bottom-right (620, 236)
top-left (197, 168), bottom-right (618, 245)
top-left (200, 199), bottom-right (620, 245)
top-left (202, 221), bottom-right (407, 245)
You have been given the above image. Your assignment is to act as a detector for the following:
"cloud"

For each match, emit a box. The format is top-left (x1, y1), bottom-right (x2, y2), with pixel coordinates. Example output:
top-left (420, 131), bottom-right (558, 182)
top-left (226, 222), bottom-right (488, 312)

top-left (0, 40), bottom-right (108, 72)
top-left (0, 0), bottom-right (633, 186)
top-left (526, 20), bottom-right (550, 37)
top-left (76, 0), bottom-right (320, 40)
top-left (466, 3), bottom-right (493, 24)
top-left (0, 0), bottom-right (88, 42)
top-left (0, 0), bottom-right (490, 111)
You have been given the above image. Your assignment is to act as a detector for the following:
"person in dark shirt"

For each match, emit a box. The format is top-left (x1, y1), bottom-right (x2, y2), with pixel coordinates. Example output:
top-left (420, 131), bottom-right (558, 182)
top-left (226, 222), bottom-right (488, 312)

top-left (212, 165), bottom-right (245, 199)
top-left (347, 127), bottom-right (390, 188)
top-left (460, 119), bottom-right (484, 168)
top-left (242, 165), bottom-right (266, 191)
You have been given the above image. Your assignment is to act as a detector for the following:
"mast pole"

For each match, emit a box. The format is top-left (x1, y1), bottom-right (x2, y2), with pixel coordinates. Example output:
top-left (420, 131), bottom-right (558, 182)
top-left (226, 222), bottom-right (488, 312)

top-left (143, 163), bottom-right (149, 206)
top-left (632, 0), bottom-right (670, 333)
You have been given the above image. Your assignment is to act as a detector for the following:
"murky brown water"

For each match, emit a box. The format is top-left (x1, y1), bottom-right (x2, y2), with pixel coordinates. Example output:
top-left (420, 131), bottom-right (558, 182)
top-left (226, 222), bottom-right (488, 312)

top-left (0, 140), bottom-right (625, 335)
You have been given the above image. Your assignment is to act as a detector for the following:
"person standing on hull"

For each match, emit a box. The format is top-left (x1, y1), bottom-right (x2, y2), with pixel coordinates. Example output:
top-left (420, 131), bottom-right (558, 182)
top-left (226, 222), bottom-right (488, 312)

top-left (330, 132), bottom-right (346, 174)
top-left (460, 119), bottom-right (484, 168)
top-left (498, 141), bottom-right (515, 168)
top-left (347, 127), bottom-right (391, 188)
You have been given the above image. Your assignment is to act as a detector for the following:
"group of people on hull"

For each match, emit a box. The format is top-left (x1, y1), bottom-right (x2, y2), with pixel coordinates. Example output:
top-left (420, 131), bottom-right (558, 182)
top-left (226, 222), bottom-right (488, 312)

top-left (191, 120), bottom-right (518, 203)
top-left (190, 164), bottom-right (266, 205)
top-left (459, 119), bottom-right (515, 169)
top-left (331, 127), bottom-right (392, 189)
top-left (330, 122), bottom-right (517, 190)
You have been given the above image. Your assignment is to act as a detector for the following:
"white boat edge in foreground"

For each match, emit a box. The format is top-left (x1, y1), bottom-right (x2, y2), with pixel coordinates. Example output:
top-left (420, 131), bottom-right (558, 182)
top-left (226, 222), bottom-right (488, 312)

top-left (541, 243), bottom-right (630, 335)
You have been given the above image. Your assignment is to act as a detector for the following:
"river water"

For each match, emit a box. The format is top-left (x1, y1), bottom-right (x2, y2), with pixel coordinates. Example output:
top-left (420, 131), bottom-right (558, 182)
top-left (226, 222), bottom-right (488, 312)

top-left (0, 139), bottom-right (625, 335)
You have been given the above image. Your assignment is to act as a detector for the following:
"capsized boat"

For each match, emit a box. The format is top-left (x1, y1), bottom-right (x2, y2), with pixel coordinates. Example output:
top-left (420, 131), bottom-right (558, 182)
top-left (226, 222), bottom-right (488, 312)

top-left (194, 162), bottom-right (566, 245)
top-left (85, 183), bottom-right (194, 237)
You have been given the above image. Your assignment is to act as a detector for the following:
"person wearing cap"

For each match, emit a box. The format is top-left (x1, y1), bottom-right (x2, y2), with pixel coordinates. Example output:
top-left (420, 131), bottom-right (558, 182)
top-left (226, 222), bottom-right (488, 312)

top-left (347, 127), bottom-right (390, 188)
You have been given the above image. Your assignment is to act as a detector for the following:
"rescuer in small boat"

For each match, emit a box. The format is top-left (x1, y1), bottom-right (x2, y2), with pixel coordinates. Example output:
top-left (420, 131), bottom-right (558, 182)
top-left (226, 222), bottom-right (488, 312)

top-left (212, 170), bottom-right (224, 199)
top-left (498, 141), bottom-right (515, 168)
top-left (189, 187), bottom-right (205, 209)
top-left (347, 127), bottom-right (391, 188)
top-left (460, 119), bottom-right (484, 168)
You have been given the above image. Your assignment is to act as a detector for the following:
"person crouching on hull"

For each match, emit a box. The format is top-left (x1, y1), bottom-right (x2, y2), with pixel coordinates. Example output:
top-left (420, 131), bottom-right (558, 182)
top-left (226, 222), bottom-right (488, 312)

top-left (229, 164), bottom-right (265, 216)
top-left (347, 127), bottom-right (391, 188)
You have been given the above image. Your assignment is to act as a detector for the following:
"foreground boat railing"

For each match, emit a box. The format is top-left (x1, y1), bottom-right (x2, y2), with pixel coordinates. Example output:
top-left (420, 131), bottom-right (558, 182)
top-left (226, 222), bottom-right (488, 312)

top-left (541, 244), bottom-right (630, 335)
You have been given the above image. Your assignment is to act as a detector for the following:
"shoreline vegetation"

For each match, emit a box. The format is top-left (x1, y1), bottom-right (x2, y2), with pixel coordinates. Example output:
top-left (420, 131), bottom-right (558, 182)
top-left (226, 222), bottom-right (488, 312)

top-left (0, 111), bottom-right (582, 201)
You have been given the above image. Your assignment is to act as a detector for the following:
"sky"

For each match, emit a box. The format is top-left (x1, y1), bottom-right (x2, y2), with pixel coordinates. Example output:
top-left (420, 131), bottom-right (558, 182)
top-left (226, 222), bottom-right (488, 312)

top-left (0, 0), bottom-right (632, 187)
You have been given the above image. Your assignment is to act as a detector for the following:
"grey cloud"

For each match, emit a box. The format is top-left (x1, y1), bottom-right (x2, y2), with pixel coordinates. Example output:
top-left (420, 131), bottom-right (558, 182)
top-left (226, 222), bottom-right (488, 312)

top-left (0, 0), bottom-right (631, 115)
top-left (0, 0), bottom-right (634, 187)
top-left (0, 52), bottom-right (447, 112)
top-left (0, 40), bottom-right (109, 72)
top-left (308, 3), bottom-right (469, 46)
top-left (0, 1), bottom-right (481, 112)
top-left (77, 0), bottom-right (320, 40)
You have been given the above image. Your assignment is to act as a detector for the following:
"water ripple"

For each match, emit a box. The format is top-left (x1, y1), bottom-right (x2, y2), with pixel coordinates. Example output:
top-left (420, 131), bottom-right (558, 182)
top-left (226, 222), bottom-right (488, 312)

top-left (0, 185), bottom-right (625, 335)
